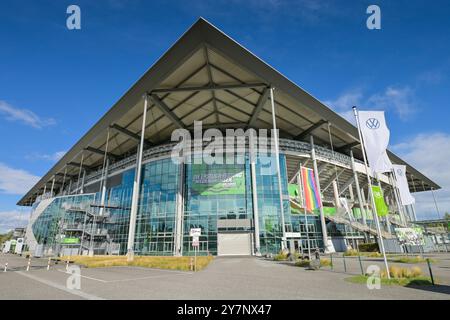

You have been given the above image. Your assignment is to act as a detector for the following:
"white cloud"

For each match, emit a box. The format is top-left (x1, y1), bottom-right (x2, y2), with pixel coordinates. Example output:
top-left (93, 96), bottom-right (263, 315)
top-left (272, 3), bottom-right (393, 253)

top-left (26, 151), bottom-right (66, 162)
top-left (324, 86), bottom-right (417, 122)
top-left (0, 163), bottom-right (40, 195)
top-left (392, 132), bottom-right (450, 220)
top-left (0, 210), bottom-right (29, 234)
top-left (0, 100), bottom-right (56, 129)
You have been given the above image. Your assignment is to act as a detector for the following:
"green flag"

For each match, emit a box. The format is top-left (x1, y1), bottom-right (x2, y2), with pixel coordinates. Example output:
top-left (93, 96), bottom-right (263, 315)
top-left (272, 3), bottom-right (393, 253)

top-left (371, 185), bottom-right (388, 216)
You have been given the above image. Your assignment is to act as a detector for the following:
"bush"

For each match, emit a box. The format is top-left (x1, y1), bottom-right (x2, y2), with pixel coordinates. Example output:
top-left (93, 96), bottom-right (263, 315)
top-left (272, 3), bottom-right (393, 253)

top-left (359, 243), bottom-right (379, 252)
top-left (295, 260), bottom-right (310, 267)
top-left (273, 251), bottom-right (289, 261)
top-left (320, 258), bottom-right (332, 267)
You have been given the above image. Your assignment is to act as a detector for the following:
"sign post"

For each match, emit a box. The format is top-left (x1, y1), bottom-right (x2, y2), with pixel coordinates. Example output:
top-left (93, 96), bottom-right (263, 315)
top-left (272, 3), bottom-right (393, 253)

top-left (190, 228), bottom-right (201, 272)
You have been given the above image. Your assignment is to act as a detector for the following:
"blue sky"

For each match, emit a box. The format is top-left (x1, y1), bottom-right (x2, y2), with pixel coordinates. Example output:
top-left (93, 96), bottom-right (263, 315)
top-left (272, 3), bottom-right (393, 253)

top-left (1, 0), bottom-right (449, 232)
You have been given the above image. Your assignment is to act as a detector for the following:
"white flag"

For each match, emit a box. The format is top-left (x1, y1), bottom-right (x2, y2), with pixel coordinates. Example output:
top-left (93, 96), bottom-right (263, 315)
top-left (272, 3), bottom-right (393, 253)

top-left (358, 111), bottom-right (393, 174)
top-left (393, 164), bottom-right (415, 205)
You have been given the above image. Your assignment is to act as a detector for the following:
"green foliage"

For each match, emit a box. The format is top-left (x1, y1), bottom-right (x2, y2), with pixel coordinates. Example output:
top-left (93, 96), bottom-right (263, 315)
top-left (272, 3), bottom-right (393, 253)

top-left (358, 242), bottom-right (379, 252)
top-left (0, 231), bottom-right (13, 245)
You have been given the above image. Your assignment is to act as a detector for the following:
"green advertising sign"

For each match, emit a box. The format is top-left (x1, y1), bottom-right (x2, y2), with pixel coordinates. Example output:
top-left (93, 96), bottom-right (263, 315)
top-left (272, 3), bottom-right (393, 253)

top-left (191, 164), bottom-right (245, 195)
top-left (371, 185), bottom-right (388, 217)
top-left (61, 237), bottom-right (80, 244)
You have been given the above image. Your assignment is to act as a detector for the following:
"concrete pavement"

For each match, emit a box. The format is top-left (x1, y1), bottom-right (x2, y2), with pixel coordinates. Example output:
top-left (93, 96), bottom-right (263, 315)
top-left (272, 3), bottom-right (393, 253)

top-left (0, 253), bottom-right (449, 299)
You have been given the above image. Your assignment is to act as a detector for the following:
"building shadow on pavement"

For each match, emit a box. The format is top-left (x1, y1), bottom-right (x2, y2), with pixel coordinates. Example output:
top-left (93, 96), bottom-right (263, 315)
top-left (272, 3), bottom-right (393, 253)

top-left (405, 284), bottom-right (450, 295)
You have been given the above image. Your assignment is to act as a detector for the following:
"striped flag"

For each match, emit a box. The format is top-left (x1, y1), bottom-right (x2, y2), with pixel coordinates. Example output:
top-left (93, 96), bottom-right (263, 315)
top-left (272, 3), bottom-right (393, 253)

top-left (301, 167), bottom-right (322, 212)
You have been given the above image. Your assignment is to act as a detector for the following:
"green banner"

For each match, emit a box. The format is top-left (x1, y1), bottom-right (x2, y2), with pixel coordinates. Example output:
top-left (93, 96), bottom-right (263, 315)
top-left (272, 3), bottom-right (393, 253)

top-left (288, 183), bottom-right (299, 198)
top-left (191, 164), bottom-right (245, 195)
top-left (61, 237), bottom-right (80, 244)
top-left (371, 185), bottom-right (388, 216)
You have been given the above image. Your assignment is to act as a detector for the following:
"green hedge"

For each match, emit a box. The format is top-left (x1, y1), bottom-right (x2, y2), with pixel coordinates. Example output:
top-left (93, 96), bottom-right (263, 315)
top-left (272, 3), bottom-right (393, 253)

top-left (359, 242), bottom-right (379, 252)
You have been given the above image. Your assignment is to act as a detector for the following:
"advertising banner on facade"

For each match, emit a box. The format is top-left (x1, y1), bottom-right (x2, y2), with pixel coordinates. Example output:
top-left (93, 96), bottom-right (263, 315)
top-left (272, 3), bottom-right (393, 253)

top-left (61, 237), bottom-right (80, 244)
top-left (395, 227), bottom-right (424, 246)
top-left (191, 164), bottom-right (245, 195)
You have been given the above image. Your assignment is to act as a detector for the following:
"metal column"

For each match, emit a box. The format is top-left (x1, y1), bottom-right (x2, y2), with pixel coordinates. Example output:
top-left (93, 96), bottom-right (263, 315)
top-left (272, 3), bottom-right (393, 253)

top-left (249, 130), bottom-right (261, 255)
top-left (269, 88), bottom-right (287, 250)
top-left (389, 172), bottom-right (407, 225)
top-left (126, 95), bottom-right (148, 261)
top-left (50, 177), bottom-right (55, 198)
top-left (174, 161), bottom-right (185, 256)
top-left (310, 135), bottom-right (330, 252)
top-left (350, 150), bottom-right (367, 226)
top-left (99, 158), bottom-right (109, 217)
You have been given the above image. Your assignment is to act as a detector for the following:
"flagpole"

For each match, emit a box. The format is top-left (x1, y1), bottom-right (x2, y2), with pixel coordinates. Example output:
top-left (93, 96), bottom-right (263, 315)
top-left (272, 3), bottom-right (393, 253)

top-left (353, 106), bottom-right (390, 279)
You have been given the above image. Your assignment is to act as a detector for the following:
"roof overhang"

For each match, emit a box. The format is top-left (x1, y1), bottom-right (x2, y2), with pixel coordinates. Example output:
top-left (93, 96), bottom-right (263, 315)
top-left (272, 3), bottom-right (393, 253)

top-left (17, 18), bottom-right (440, 206)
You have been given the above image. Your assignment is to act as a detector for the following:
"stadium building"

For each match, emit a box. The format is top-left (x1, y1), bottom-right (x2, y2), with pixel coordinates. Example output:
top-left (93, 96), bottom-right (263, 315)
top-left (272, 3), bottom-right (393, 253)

top-left (18, 19), bottom-right (440, 258)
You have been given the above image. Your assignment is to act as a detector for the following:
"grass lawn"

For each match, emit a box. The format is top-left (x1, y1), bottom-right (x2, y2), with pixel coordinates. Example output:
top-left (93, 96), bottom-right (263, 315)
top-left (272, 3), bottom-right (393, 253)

top-left (346, 275), bottom-right (434, 286)
top-left (58, 255), bottom-right (214, 271)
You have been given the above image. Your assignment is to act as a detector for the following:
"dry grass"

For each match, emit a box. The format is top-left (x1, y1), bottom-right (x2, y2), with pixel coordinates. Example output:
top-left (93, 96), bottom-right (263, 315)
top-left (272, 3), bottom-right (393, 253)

top-left (59, 255), bottom-right (214, 271)
top-left (389, 256), bottom-right (434, 264)
top-left (320, 258), bottom-right (332, 267)
top-left (380, 266), bottom-right (423, 279)
top-left (343, 250), bottom-right (381, 257)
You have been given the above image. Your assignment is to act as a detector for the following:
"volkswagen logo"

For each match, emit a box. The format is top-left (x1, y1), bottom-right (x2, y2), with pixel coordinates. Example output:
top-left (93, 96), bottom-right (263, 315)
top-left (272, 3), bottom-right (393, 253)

top-left (366, 118), bottom-right (380, 129)
top-left (397, 169), bottom-right (403, 176)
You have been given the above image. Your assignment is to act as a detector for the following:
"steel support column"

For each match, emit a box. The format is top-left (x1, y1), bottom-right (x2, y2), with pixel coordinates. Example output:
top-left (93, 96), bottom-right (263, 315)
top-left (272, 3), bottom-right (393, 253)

top-left (127, 95), bottom-right (148, 261)
top-left (174, 160), bottom-right (185, 256)
top-left (269, 88), bottom-right (287, 250)
top-left (350, 150), bottom-right (368, 229)
top-left (310, 135), bottom-right (331, 252)
top-left (249, 130), bottom-right (261, 255)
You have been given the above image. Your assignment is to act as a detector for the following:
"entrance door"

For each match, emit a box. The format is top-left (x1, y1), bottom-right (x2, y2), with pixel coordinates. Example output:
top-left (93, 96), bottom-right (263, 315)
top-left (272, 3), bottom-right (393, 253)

top-left (217, 232), bottom-right (252, 256)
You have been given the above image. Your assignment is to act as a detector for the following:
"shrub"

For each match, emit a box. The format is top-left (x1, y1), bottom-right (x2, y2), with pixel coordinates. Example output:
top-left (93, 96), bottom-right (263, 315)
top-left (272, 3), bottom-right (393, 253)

top-left (359, 243), bottom-right (379, 252)
top-left (320, 258), bottom-right (332, 267)
top-left (295, 260), bottom-right (310, 267)
top-left (273, 251), bottom-right (289, 261)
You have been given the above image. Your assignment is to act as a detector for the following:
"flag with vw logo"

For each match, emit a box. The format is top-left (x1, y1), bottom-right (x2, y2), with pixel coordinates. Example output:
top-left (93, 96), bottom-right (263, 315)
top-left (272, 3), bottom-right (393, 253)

top-left (358, 111), bottom-right (393, 174)
top-left (392, 164), bottom-right (415, 205)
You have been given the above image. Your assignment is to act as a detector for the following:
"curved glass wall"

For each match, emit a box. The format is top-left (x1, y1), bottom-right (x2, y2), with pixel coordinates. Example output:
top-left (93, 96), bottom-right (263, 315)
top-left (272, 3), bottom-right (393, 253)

top-left (30, 152), bottom-right (325, 256)
top-left (32, 194), bottom-right (95, 252)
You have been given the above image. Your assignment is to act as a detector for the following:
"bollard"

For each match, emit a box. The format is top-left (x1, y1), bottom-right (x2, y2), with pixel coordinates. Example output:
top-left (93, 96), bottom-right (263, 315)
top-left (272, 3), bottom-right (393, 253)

top-left (343, 254), bottom-right (347, 273)
top-left (330, 253), bottom-right (333, 271)
top-left (426, 258), bottom-right (435, 285)
top-left (47, 257), bottom-right (51, 271)
top-left (189, 257), bottom-right (194, 271)
top-left (65, 259), bottom-right (69, 272)
top-left (358, 254), bottom-right (364, 275)
top-left (26, 257), bottom-right (31, 272)
top-left (3, 262), bottom-right (7, 272)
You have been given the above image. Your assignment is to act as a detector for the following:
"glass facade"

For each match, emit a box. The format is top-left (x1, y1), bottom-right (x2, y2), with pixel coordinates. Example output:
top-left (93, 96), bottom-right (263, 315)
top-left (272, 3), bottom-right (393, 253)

top-left (183, 154), bottom-right (252, 255)
top-left (135, 158), bottom-right (179, 255)
top-left (32, 194), bottom-right (95, 253)
top-left (30, 152), bottom-right (325, 256)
